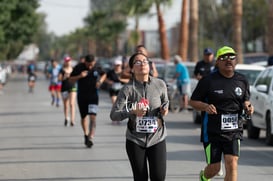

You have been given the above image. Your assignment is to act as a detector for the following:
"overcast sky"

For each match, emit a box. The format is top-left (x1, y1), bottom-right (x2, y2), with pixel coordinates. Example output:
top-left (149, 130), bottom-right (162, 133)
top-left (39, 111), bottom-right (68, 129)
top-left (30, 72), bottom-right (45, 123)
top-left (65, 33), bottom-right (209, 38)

top-left (37, 0), bottom-right (182, 36)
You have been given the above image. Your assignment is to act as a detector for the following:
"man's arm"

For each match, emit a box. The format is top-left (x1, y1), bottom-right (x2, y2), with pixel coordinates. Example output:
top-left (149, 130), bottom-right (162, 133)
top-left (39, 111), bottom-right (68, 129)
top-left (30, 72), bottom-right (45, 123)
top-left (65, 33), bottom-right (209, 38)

top-left (69, 70), bottom-right (88, 84)
top-left (96, 73), bottom-right (107, 88)
top-left (189, 100), bottom-right (217, 114)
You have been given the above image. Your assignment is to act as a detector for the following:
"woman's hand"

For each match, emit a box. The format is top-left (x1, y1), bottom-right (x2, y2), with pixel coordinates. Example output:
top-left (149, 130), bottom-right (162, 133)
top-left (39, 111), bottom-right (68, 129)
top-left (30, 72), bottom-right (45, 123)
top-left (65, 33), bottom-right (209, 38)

top-left (160, 107), bottom-right (168, 116)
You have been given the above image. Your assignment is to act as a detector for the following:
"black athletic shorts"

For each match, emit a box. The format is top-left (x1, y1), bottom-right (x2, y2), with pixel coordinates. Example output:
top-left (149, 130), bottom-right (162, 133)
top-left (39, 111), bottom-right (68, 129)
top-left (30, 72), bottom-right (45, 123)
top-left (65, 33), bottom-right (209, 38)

top-left (77, 97), bottom-right (98, 118)
top-left (109, 89), bottom-right (119, 97)
top-left (203, 139), bottom-right (240, 164)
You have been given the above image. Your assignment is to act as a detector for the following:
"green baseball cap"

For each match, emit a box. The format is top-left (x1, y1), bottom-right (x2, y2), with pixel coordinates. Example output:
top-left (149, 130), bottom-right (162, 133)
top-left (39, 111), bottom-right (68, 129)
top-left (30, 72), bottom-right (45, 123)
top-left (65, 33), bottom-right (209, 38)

top-left (216, 46), bottom-right (236, 59)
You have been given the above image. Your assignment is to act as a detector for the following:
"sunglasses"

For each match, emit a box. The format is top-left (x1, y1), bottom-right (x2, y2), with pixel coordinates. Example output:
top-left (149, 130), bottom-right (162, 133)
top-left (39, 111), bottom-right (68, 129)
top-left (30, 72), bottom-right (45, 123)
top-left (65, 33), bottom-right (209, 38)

top-left (219, 55), bottom-right (236, 61)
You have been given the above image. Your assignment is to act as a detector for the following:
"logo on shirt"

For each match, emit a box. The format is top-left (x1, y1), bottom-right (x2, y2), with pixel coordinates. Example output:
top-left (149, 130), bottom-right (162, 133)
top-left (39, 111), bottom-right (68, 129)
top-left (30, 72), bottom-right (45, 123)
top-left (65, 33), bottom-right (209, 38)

top-left (214, 90), bottom-right (224, 94)
top-left (234, 87), bottom-right (242, 96)
top-left (93, 71), bottom-right (98, 77)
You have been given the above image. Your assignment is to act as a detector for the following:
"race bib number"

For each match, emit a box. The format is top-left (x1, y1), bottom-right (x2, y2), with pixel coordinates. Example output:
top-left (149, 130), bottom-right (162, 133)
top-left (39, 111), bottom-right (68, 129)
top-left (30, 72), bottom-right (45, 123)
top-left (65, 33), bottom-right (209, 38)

top-left (221, 114), bottom-right (238, 130)
top-left (88, 104), bottom-right (98, 114)
top-left (112, 83), bottom-right (122, 91)
top-left (136, 116), bottom-right (158, 133)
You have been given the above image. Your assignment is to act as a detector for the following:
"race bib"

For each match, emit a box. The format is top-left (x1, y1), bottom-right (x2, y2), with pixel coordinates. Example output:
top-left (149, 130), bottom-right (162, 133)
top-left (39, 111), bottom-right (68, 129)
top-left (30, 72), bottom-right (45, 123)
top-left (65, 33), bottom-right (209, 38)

top-left (221, 114), bottom-right (238, 130)
top-left (88, 104), bottom-right (98, 114)
top-left (112, 82), bottom-right (122, 91)
top-left (136, 116), bottom-right (158, 133)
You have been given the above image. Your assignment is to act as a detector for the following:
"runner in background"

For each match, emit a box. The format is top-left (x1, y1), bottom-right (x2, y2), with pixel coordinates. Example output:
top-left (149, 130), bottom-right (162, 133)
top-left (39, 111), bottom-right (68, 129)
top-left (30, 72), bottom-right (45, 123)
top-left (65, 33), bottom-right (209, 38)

top-left (47, 59), bottom-right (62, 107)
top-left (120, 45), bottom-right (159, 82)
top-left (105, 57), bottom-right (128, 125)
top-left (59, 56), bottom-right (77, 126)
top-left (69, 54), bottom-right (106, 148)
top-left (27, 61), bottom-right (37, 93)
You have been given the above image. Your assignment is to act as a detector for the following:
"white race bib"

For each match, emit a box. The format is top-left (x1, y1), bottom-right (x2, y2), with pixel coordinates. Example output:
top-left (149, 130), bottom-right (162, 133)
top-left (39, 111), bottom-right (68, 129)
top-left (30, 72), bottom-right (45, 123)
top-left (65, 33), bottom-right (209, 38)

top-left (88, 104), bottom-right (98, 114)
top-left (136, 116), bottom-right (158, 133)
top-left (221, 114), bottom-right (238, 130)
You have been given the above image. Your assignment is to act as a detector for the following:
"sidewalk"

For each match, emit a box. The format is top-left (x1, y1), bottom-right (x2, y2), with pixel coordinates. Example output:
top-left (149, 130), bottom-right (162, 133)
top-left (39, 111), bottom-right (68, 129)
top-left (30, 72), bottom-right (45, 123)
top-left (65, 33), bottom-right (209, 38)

top-left (0, 72), bottom-right (203, 181)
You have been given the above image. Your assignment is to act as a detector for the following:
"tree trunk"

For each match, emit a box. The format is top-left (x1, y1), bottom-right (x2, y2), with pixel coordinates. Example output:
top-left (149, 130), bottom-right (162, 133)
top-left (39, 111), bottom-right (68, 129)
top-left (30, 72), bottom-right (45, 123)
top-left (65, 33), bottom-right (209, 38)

top-left (155, 2), bottom-right (170, 61)
top-left (189, 0), bottom-right (198, 63)
top-left (178, 0), bottom-right (189, 61)
top-left (134, 16), bottom-right (142, 46)
top-left (267, 0), bottom-right (273, 56)
top-left (232, 0), bottom-right (243, 64)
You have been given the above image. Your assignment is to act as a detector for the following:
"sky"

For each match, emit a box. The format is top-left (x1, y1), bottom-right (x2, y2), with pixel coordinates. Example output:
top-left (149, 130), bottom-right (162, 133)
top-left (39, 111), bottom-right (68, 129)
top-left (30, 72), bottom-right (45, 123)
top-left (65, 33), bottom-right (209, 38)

top-left (37, 0), bottom-right (182, 36)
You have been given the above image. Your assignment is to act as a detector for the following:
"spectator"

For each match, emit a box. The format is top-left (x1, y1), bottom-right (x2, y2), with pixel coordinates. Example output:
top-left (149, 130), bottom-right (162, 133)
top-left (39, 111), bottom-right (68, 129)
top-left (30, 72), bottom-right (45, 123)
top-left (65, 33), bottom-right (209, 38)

top-left (194, 48), bottom-right (215, 80)
top-left (173, 55), bottom-right (191, 112)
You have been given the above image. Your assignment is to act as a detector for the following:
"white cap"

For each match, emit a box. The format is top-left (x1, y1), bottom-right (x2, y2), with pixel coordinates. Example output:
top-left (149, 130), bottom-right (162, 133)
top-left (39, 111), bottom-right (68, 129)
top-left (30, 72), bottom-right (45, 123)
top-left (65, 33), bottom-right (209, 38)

top-left (114, 59), bottom-right (122, 65)
top-left (174, 55), bottom-right (182, 62)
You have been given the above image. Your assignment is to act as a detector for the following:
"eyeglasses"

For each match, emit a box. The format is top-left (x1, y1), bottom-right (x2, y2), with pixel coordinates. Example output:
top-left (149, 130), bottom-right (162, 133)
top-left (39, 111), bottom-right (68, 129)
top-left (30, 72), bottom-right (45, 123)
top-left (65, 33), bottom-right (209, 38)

top-left (219, 55), bottom-right (236, 61)
top-left (134, 60), bottom-right (149, 66)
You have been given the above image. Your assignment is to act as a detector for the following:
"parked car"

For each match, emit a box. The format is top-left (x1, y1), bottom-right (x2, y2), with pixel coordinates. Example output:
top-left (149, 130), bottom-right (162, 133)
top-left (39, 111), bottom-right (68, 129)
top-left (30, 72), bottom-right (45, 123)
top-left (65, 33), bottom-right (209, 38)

top-left (249, 66), bottom-right (273, 145)
top-left (163, 61), bottom-right (197, 112)
top-left (192, 63), bottom-right (265, 124)
top-left (244, 52), bottom-right (268, 64)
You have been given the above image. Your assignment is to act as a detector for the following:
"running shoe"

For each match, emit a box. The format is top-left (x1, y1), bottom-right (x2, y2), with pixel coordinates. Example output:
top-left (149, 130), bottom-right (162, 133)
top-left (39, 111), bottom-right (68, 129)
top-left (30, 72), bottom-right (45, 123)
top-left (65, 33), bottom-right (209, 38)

top-left (64, 119), bottom-right (68, 126)
top-left (217, 161), bottom-right (224, 176)
top-left (84, 135), bottom-right (93, 148)
top-left (199, 170), bottom-right (210, 181)
top-left (217, 167), bottom-right (224, 176)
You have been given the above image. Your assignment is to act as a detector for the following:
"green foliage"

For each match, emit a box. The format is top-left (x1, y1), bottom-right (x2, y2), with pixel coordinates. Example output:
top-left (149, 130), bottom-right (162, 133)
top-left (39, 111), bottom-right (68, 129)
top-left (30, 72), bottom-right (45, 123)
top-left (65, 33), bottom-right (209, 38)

top-left (242, 0), bottom-right (268, 52)
top-left (199, 0), bottom-right (268, 52)
top-left (84, 1), bottom-right (128, 56)
top-left (0, 0), bottom-right (40, 60)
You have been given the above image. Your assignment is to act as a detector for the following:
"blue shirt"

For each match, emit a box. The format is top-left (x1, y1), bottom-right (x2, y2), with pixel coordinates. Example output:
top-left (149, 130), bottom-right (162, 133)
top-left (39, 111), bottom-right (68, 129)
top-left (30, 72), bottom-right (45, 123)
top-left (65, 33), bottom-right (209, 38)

top-left (176, 63), bottom-right (190, 85)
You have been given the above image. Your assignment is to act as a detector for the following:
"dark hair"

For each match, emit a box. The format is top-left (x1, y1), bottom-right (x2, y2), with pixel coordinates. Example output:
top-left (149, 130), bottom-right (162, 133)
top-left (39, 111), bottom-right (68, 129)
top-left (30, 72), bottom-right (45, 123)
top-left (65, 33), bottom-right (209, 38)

top-left (85, 54), bottom-right (95, 62)
top-left (128, 52), bottom-right (148, 69)
top-left (135, 44), bottom-right (145, 51)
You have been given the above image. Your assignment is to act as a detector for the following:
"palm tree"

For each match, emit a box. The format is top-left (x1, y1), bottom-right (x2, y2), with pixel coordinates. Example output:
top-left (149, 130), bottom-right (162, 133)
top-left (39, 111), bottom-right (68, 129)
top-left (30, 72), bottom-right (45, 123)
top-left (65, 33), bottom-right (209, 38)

top-left (188, 0), bottom-right (198, 62)
top-left (232, 0), bottom-right (243, 64)
top-left (178, 0), bottom-right (189, 62)
top-left (267, 0), bottom-right (273, 56)
top-left (155, 1), bottom-right (170, 60)
top-left (122, 0), bottom-right (153, 47)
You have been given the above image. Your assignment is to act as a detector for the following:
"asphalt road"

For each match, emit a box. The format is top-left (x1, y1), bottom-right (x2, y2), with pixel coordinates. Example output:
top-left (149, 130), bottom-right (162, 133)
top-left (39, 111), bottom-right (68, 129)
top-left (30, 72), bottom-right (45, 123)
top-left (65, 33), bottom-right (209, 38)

top-left (0, 72), bottom-right (272, 181)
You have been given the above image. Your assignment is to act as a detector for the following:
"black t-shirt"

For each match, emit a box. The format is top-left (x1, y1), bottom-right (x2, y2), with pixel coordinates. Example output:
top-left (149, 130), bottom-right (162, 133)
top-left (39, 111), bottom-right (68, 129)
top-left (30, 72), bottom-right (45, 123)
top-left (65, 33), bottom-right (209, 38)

top-left (194, 60), bottom-right (214, 77)
top-left (59, 69), bottom-right (75, 92)
top-left (71, 63), bottom-right (105, 99)
top-left (107, 69), bottom-right (121, 83)
top-left (191, 71), bottom-right (250, 142)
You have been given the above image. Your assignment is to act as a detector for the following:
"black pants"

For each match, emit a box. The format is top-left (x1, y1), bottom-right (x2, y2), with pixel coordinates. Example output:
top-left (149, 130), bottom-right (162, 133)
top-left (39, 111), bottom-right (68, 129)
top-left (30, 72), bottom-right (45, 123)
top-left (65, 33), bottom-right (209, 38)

top-left (126, 139), bottom-right (166, 181)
